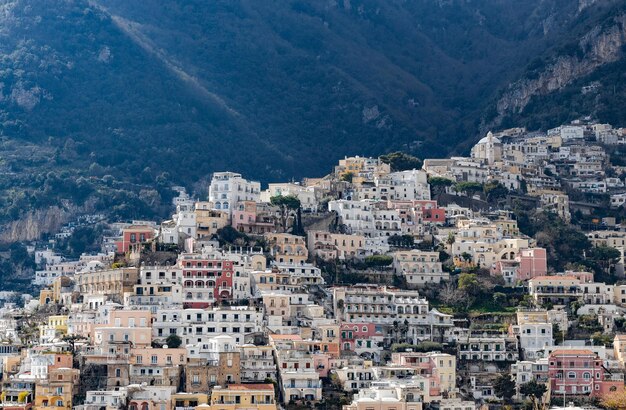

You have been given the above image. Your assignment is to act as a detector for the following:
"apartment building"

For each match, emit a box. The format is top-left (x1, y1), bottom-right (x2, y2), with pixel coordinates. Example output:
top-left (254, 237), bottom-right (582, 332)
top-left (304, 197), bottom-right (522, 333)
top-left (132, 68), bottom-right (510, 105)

top-left (509, 310), bottom-right (553, 359)
top-left (207, 384), bottom-right (277, 410)
top-left (179, 253), bottom-right (234, 307)
top-left (528, 276), bottom-right (583, 305)
top-left (392, 250), bottom-right (449, 286)
top-left (208, 172), bottom-right (261, 219)
top-left (307, 231), bottom-right (367, 260)
top-left (152, 306), bottom-right (263, 346)
top-left (548, 349), bottom-right (624, 397)
top-left (239, 344), bottom-right (277, 383)
top-left (265, 233), bottom-right (308, 265)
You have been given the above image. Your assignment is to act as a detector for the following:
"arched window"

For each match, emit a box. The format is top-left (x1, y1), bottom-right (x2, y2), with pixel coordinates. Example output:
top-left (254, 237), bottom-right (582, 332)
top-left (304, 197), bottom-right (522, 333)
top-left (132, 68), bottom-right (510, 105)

top-left (215, 202), bottom-right (221, 209)
top-left (582, 372), bottom-right (591, 380)
top-left (223, 202), bottom-right (229, 209)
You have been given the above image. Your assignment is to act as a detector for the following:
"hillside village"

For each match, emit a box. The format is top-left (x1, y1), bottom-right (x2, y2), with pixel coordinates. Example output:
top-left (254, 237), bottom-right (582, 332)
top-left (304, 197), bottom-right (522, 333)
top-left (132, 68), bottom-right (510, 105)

top-left (4, 120), bottom-right (626, 410)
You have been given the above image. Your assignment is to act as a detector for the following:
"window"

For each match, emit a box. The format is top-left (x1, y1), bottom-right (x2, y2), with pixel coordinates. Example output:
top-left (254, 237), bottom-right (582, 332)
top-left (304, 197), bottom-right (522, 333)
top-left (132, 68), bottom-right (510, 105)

top-left (151, 355), bottom-right (158, 364)
top-left (567, 372), bottom-right (576, 379)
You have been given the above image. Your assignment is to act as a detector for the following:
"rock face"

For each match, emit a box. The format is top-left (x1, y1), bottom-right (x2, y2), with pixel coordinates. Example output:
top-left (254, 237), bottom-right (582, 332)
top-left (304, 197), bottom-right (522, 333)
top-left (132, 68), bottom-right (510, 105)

top-left (0, 206), bottom-right (71, 242)
top-left (495, 13), bottom-right (626, 121)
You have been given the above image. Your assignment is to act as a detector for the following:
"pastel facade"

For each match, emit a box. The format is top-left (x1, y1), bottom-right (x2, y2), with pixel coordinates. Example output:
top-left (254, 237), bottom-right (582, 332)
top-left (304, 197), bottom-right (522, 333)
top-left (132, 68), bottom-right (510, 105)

top-left (548, 349), bottom-right (624, 397)
top-left (392, 250), bottom-right (448, 286)
top-left (180, 254), bottom-right (234, 307)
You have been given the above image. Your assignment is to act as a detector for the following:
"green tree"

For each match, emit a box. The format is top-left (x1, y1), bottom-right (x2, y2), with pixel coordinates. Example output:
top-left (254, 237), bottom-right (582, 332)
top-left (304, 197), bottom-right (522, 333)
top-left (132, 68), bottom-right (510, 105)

top-left (553, 323), bottom-right (565, 344)
top-left (520, 380), bottom-right (547, 410)
top-left (165, 334), bottom-right (182, 348)
top-left (428, 177), bottom-right (454, 199)
top-left (483, 181), bottom-right (509, 202)
top-left (454, 182), bottom-right (483, 198)
top-left (587, 245), bottom-right (621, 276)
top-left (216, 226), bottom-right (249, 246)
top-left (528, 211), bottom-right (591, 272)
top-left (365, 255), bottom-right (393, 268)
top-left (379, 152), bottom-right (422, 172)
top-left (270, 194), bottom-right (301, 232)
top-left (388, 235), bottom-right (414, 248)
top-left (458, 273), bottom-right (480, 296)
top-left (493, 374), bottom-right (516, 403)
top-left (341, 172), bottom-right (354, 183)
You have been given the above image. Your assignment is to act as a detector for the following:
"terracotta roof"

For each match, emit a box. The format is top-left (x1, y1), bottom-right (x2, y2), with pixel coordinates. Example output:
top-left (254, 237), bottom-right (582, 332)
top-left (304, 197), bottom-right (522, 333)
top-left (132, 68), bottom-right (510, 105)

top-left (550, 349), bottom-right (594, 356)
top-left (222, 384), bottom-right (275, 391)
top-left (530, 276), bottom-right (578, 281)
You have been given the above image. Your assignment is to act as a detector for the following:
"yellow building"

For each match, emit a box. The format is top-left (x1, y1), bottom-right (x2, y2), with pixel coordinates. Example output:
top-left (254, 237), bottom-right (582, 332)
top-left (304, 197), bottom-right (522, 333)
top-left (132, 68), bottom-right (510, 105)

top-left (171, 392), bottom-right (209, 410)
top-left (207, 384), bottom-right (276, 410)
top-left (34, 368), bottom-right (79, 410)
top-left (40, 316), bottom-right (69, 341)
top-left (334, 156), bottom-right (391, 185)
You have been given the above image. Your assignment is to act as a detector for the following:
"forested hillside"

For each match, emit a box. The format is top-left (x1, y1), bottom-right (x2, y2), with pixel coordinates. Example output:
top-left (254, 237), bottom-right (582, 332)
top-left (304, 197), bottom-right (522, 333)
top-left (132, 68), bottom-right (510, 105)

top-left (0, 0), bottom-right (625, 232)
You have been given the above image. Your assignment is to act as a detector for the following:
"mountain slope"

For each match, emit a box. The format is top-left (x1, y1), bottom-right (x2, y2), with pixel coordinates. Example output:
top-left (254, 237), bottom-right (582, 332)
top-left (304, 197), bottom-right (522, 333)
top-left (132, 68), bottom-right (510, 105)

top-left (486, 1), bottom-right (626, 133)
top-left (0, 0), bottom-right (624, 188)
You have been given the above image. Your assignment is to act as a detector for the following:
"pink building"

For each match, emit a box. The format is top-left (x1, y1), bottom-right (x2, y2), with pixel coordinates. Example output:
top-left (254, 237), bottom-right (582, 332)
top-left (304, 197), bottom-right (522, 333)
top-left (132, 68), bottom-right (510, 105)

top-left (312, 354), bottom-right (332, 378)
top-left (232, 201), bottom-right (276, 234)
top-left (340, 323), bottom-right (384, 351)
top-left (548, 349), bottom-right (624, 397)
top-left (517, 248), bottom-right (547, 281)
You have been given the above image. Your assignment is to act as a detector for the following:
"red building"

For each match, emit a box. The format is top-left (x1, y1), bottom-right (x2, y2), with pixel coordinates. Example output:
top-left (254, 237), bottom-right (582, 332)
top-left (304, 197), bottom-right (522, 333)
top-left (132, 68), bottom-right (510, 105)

top-left (548, 349), bottom-right (624, 398)
top-left (116, 225), bottom-right (155, 254)
top-left (414, 200), bottom-right (446, 224)
top-left (180, 255), bottom-right (234, 308)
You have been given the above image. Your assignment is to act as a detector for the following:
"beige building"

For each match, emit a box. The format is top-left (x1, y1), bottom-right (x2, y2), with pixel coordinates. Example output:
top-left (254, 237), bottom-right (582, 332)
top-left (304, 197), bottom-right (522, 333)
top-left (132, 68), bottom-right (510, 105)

top-left (392, 250), bottom-right (449, 286)
top-left (129, 346), bottom-right (187, 386)
top-left (307, 231), bottom-right (366, 260)
top-left (207, 384), bottom-right (277, 410)
top-left (195, 201), bottom-right (229, 239)
top-left (265, 233), bottom-right (308, 265)
top-left (185, 352), bottom-right (241, 392)
top-left (614, 334), bottom-right (626, 367)
top-left (335, 156), bottom-right (391, 185)
top-left (76, 268), bottom-right (139, 302)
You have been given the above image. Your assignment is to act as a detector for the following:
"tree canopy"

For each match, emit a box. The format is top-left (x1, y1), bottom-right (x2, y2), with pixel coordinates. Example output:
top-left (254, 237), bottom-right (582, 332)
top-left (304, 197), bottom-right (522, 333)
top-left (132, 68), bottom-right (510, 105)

top-left (380, 152), bottom-right (423, 172)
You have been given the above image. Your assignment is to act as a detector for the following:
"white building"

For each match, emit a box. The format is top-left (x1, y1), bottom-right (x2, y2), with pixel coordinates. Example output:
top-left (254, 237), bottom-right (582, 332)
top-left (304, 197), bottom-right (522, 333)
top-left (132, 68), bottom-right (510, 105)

top-left (471, 131), bottom-right (503, 165)
top-left (152, 306), bottom-right (263, 345)
top-left (260, 183), bottom-right (319, 212)
top-left (208, 172), bottom-right (261, 218)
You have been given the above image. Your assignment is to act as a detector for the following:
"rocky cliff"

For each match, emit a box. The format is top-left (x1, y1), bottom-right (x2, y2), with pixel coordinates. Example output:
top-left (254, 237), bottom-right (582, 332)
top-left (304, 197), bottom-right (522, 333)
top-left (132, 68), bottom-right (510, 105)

top-left (0, 206), bottom-right (72, 242)
top-left (493, 12), bottom-right (626, 126)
